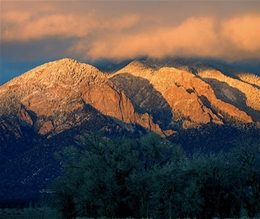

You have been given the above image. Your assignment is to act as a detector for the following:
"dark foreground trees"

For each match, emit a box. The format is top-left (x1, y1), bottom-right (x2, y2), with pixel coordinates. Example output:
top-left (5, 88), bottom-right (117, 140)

top-left (52, 134), bottom-right (260, 219)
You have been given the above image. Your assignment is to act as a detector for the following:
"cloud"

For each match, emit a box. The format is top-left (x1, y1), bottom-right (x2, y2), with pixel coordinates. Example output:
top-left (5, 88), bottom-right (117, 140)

top-left (221, 14), bottom-right (260, 53)
top-left (79, 16), bottom-right (219, 60)
top-left (0, 4), bottom-right (141, 42)
top-left (1, 11), bottom-right (95, 41)
top-left (1, 1), bottom-right (260, 62)
top-left (72, 14), bottom-right (260, 61)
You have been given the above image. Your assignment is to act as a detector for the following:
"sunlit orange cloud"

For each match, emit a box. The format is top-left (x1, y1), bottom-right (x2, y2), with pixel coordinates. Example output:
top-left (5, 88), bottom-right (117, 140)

top-left (1, 10), bottom-right (97, 41)
top-left (1, 8), bottom-right (140, 42)
top-left (1, 1), bottom-right (260, 62)
top-left (81, 16), bottom-right (219, 60)
top-left (221, 14), bottom-right (260, 53)
top-left (69, 14), bottom-right (260, 61)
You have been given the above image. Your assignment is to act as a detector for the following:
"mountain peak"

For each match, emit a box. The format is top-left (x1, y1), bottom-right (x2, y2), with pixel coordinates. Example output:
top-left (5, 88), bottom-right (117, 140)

top-left (54, 57), bottom-right (78, 63)
top-left (1, 57), bottom-right (260, 202)
top-left (112, 58), bottom-right (260, 126)
top-left (4, 57), bottom-right (106, 89)
top-left (1, 58), bottom-right (260, 134)
top-left (0, 58), bottom-right (164, 138)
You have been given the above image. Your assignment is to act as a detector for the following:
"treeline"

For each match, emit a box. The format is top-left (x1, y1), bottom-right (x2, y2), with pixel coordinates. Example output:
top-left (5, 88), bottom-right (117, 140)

top-left (52, 133), bottom-right (260, 219)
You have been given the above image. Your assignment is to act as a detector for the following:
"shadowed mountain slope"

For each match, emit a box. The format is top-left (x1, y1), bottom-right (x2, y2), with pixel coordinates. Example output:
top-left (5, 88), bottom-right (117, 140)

top-left (111, 59), bottom-right (260, 129)
top-left (0, 57), bottom-right (260, 201)
top-left (0, 58), bottom-right (163, 140)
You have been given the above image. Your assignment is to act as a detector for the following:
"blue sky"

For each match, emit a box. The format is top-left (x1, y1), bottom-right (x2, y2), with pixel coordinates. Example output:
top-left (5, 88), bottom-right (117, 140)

top-left (1, 0), bottom-right (260, 85)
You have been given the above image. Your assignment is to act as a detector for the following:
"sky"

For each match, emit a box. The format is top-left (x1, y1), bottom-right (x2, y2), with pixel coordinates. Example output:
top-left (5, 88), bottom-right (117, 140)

top-left (1, 0), bottom-right (260, 85)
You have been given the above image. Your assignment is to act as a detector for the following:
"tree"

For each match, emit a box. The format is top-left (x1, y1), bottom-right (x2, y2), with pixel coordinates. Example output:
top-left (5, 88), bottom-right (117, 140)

top-left (230, 139), bottom-right (260, 218)
top-left (52, 146), bottom-right (84, 219)
top-left (191, 152), bottom-right (240, 219)
top-left (53, 134), bottom-right (138, 218)
top-left (52, 132), bottom-right (187, 219)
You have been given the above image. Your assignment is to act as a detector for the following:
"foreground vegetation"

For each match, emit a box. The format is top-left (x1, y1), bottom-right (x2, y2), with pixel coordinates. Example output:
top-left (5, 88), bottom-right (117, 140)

top-left (50, 133), bottom-right (260, 219)
top-left (0, 207), bottom-right (256, 219)
top-left (0, 207), bottom-right (60, 219)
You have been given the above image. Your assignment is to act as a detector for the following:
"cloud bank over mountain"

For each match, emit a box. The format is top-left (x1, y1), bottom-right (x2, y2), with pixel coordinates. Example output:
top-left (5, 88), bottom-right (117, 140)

top-left (1, 1), bottom-right (260, 62)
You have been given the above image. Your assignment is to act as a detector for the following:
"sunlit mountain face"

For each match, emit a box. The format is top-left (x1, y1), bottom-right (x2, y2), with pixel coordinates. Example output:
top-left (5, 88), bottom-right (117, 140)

top-left (0, 57), bottom-right (259, 206)
top-left (1, 0), bottom-right (260, 213)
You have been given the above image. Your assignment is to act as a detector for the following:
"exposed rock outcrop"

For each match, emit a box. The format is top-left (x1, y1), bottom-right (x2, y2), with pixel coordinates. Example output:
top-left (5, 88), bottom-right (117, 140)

top-left (0, 58), bottom-right (164, 138)
top-left (0, 57), bottom-right (259, 140)
top-left (112, 59), bottom-right (259, 129)
top-left (1, 57), bottom-right (260, 203)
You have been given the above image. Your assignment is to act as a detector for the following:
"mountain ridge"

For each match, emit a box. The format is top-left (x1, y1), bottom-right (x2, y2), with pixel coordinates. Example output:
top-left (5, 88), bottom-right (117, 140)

top-left (111, 58), bottom-right (259, 127)
top-left (0, 58), bottom-right (165, 139)
top-left (1, 57), bottom-right (260, 137)
top-left (1, 57), bottom-right (260, 201)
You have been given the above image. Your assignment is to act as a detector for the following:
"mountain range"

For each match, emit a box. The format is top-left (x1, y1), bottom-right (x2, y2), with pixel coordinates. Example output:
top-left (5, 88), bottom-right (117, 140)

top-left (0, 57), bottom-right (260, 204)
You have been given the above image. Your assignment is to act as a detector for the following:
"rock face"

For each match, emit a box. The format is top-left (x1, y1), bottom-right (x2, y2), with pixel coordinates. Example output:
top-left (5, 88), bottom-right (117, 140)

top-left (1, 57), bottom-right (260, 201)
top-left (0, 58), bottom-right (163, 141)
top-left (111, 59), bottom-right (259, 129)
top-left (0, 57), bottom-right (260, 141)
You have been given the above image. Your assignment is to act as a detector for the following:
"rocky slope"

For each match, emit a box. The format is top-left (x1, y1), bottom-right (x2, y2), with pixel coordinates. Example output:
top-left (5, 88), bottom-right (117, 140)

top-left (0, 57), bottom-right (260, 201)
top-left (0, 58), bottom-right (162, 141)
top-left (1, 57), bottom-right (259, 141)
top-left (111, 59), bottom-right (260, 129)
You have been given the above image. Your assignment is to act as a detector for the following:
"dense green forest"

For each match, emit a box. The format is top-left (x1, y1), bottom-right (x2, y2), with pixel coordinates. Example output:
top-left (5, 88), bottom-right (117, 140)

top-left (51, 133), bottom-right (260, 219)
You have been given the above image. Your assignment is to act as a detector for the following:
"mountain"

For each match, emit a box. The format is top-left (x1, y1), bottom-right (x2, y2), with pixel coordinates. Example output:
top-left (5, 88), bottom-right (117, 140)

top-left (111, 58), bottom-right (260, 126)
top-left (0, 57), bottom-right (260, 203)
